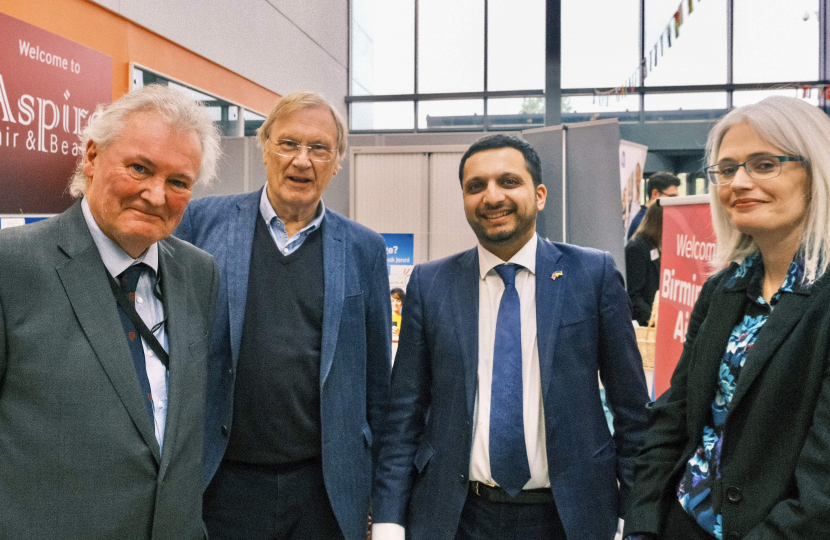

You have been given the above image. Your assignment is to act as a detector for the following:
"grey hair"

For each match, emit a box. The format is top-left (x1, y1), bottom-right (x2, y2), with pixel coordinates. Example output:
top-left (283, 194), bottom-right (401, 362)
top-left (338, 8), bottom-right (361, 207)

top-left (706, 96), bottom-right (830, 283)
top-left (69, 84), bottom-right (222, 197)
top-left (256, 91), bottom-right (347, 160)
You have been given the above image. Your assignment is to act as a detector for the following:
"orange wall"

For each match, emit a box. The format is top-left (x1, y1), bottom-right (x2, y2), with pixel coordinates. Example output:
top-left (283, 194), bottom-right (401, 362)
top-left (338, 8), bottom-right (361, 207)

top-left (0, 0), bottom-right (280, 114)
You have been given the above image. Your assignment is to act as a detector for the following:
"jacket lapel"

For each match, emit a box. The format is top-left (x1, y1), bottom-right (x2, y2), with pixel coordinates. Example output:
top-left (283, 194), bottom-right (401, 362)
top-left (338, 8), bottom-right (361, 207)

top-left (534, 238), bottom-right (564, 403)
top-left (156, 241), bottom-right (186, 479)
top-left (55, 202), bottom-right (160, 461)
top-left (728, 288), bottom-right (815, 412)
top-left (687, 287), bottom-right (746, 427)
top-left (320, 212), bottom-right (344, 386)
top-left (451, 248), bottom-right (480, 419)
top-left (227, 190), bottom-right (260, 367)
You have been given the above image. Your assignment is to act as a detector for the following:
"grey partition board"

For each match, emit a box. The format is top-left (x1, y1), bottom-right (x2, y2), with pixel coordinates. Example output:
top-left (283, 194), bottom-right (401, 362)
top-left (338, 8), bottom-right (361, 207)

top-left (521, 125), bottom-right (564, 243)
top-left (564, 119), bottom-right (625, 273)
top-left (192, 136), bottom-right (267, 200)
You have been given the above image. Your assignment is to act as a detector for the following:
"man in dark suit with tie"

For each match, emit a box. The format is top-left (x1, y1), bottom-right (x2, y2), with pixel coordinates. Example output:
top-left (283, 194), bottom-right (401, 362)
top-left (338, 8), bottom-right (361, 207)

top-left (174, 91), bottom-right (391, 540)
top-left (372, 135), bottom-right (650, 540)
top-left (0, 84), bottom-right (221, 539)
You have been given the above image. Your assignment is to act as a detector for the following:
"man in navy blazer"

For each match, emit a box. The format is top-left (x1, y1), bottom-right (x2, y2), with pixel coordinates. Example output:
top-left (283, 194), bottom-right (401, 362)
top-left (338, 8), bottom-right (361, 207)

top-left (372, 135), bottom-right (649, 540)
top-left (174, 92), bottom-right (391, 540)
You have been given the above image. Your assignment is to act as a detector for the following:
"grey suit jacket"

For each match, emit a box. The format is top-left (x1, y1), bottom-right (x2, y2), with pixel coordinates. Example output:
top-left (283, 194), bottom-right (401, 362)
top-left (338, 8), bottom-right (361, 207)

top-left (0, 200), bottom-right (219, 540)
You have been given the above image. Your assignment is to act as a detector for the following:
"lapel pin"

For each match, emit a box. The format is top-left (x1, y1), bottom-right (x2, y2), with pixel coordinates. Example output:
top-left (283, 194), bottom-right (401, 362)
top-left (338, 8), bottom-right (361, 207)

top-left (551, 271), bottom-right (563, 280)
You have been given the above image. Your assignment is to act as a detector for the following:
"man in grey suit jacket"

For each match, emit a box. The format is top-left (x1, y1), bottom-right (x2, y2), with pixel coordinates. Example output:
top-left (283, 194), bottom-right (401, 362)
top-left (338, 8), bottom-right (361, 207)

top-left (174, 92), bottom-right (391, 540)
top-left (0, 85), bottom-right (221, 540)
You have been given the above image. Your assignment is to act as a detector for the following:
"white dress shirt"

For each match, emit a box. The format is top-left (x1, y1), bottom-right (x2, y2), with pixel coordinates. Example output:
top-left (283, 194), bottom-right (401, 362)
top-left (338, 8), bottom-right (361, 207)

top-left (81, 198), bottom-right (169, 452)
top-left (373, 234), bottom-right (549, 540)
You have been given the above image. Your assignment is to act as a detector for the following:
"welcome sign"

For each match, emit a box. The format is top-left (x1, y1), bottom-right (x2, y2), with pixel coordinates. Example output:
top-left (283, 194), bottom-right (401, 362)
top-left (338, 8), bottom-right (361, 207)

top-left (0, 12), bottom-right (112, 213)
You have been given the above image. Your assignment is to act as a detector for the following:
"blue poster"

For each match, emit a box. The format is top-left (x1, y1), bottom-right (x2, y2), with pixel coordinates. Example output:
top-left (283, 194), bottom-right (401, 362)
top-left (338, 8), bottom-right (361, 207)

top-left (381, 233), bottom-right (414, 348)
top-left (0, 215), bottom-right (52, 229)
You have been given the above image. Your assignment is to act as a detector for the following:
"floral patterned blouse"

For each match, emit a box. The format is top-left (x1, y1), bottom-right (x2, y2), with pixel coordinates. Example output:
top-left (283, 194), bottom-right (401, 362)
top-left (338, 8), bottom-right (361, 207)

top-left (676, 252), bottom-right (810, 539)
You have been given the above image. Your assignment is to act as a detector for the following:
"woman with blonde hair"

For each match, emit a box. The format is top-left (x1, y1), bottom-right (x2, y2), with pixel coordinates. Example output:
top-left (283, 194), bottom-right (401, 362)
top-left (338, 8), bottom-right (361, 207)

top-left (623, 96), bottom-right (830, 540)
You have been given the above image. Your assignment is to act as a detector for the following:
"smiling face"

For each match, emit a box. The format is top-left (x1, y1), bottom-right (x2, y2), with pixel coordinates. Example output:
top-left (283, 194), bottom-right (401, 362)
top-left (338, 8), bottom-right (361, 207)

top-left (263, 105), bottom-right (341, 223)
top-left (461, 147), bottom-right (546, 261)
top-left (83, 111), bottom-right (202, 258)
top-left (716, 121), bottom-right (809, 248)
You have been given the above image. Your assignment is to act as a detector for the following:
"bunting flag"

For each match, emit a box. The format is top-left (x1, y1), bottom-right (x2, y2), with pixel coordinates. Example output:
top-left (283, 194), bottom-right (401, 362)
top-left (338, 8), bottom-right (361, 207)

top-left (666, 24), bottom-right (672, 47)
top-left (688, 0), bottom-right (694, 13)
top-left (674, 11), bottom-right (682, 37)
top-left (660, 33), bottom-right (664, 56)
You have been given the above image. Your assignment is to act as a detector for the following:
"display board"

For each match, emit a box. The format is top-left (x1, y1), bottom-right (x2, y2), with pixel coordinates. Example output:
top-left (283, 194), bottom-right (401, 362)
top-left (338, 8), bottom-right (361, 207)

top-left (523, 119), bottom-right (626, 273)
top-left (654, 195), bottom-right (717, 397)
top-left (620, 139), bottom-right (649, 236)
top-left (0, 12), bottom-right (111, 213)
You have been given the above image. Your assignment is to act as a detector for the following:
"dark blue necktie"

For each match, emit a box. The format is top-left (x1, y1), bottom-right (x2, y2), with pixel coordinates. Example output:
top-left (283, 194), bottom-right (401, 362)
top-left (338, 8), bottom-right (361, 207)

top-left (489, 263), bottom-right (531, 497)
top-left (115, 264), bottom-right (154, 421)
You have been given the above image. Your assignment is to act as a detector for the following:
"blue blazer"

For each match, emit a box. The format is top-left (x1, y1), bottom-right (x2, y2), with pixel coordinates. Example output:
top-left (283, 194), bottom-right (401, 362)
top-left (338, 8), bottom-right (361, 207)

top-left (372, 237), bottom-right (650, 540)
top-left (174, 189), bottom-right (392, 540)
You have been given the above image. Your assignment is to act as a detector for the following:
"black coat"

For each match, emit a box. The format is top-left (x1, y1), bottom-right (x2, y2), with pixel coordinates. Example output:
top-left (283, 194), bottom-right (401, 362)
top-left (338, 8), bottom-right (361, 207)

top-left (623, 262), bottom-right (830, 540)
top-left (625, 236), bottom-right (660, 326)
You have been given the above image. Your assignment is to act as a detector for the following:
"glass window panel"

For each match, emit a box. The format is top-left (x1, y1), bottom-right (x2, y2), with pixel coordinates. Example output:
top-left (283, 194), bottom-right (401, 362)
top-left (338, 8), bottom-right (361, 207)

top-left (562, 95), bottom-right (640, 123)
top-left (732, 89), bottom-right (820, 108)
top-left (244, 110), bottom-right (266, 137)
top-left (644, 0), bottom-right (726, 86)
top-left (351, 0), bottom-right (415, 95)
top-left (644, 92), bottom-right (727, 121)
top-left (562, 0), bottom-right (639, 89)
top-left (418, 0), bottom-right (484, 93)
top-left (487, 97), bottom-right (545, 128)
top-left (418, 100), bottom-right (484, 129)
top-left (733, 0), bottom-right (818, 84)
top-left (351, 102), bottom-right (415, 130)
top-left (487, 0), bottom-right (545, 91)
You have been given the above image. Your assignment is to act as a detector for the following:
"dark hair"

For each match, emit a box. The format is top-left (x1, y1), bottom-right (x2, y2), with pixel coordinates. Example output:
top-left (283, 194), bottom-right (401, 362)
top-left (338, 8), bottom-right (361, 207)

top-left (633, 202), bottom-right (664, 250)
top-left (458, 134), bottom-right (542, 187)
top-left (645, 172), bottom-right (680, 201)
top-left (390, 288), bottom-right (406, 302)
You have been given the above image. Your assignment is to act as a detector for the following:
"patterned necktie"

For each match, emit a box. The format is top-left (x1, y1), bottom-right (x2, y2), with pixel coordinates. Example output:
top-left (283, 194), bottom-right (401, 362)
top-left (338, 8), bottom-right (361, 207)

top-left (115, 263), bottom-right (154, 421)
top-left (489, 263), bottom-right (531, 497)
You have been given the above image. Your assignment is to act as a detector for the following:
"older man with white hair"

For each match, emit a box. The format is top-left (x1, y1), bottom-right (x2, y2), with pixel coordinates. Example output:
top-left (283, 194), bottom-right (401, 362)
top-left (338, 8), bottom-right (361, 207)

top-left (0, 84), bottom-right (221, 540)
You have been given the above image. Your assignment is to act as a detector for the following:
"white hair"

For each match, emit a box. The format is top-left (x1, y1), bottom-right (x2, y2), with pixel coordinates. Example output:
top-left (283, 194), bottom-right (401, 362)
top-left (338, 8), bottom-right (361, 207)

top-left (706, 96), bottom-right (830, 283)
top-left (69, 84), bottom-right (222, 196)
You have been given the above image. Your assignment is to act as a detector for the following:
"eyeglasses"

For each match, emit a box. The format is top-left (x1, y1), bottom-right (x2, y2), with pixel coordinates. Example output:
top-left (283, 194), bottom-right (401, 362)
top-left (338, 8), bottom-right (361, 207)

top-left (704, 155), bottom-right (804, 186)
top-left (268, 138), bottom-right (335, 163)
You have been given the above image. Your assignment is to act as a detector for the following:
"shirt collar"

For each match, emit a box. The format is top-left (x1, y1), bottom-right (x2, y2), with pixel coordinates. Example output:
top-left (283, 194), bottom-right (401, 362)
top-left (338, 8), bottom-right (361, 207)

top-left (81, 197), bottom-right (159, 278)
top-left (477, 233), bottom-right (538, 280)
top-left (725, 250), bottom-right (811, 296)
top-left (259, 187), bottom-right (326, 233)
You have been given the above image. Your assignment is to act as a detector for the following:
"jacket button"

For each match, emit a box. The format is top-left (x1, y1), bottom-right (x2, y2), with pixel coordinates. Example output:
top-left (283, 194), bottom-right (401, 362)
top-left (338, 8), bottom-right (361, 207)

top-left (726, 486), bottom-right (742, 503)
top-left (227, 368), bottom-right (234, 378)
top-left (220, 425), bottom-right (229, 437)
top-left (459, 474), bottom-right (467, 485)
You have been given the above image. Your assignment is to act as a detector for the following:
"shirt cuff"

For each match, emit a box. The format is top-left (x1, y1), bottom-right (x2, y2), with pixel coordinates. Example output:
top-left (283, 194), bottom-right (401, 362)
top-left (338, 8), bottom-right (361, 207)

top-left (372, 522), bottom-right (406, 540)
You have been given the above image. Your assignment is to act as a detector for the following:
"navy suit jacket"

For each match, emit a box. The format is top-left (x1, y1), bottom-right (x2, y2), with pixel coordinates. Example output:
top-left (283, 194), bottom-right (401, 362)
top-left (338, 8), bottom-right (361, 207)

top-left (372, 237), bottom-right (650, 540)
top-left (174, 188), bottom-right (392, 540)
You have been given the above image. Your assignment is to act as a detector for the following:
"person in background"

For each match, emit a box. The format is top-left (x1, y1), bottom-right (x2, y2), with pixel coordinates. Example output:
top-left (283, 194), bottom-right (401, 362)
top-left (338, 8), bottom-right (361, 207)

top-left (625, 203), bottom-right (664, 326)
top-left (627, 172), bottom-right (680, 240)
top-left (372, 134), bottom-right (649, 540)
top-left (391, 288), bottom-right (405, 339)
top-left (0, 84), bottom-right (221, 539)
top-left (624, 96), bottom-right (830, 539)
top-left (175, 91), bottom-right (391, 540)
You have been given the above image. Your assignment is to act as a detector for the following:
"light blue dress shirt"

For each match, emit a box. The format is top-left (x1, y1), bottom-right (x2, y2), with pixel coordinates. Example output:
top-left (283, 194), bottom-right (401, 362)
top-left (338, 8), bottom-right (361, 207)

top-left (81, 198), bottom-right (169, 452)
top-left (258, 188), bottom-right (325, 255)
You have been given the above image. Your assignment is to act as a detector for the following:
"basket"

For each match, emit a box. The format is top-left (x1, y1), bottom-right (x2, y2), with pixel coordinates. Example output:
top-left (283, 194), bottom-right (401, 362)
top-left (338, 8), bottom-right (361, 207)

top-left (635, 325), bottom-right (655, 371)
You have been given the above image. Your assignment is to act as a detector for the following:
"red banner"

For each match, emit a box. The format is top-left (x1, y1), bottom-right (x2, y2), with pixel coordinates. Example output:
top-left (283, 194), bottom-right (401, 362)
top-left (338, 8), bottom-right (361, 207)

top-left (654, 201), bottom-right (717, 397)
top-left (0, 12), bottom-right (112, 213)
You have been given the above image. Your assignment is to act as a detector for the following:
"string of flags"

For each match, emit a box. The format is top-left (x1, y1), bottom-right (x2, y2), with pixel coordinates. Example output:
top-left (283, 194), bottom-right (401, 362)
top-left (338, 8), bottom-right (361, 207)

top-left (593, 0), bottom-right (699, 105)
